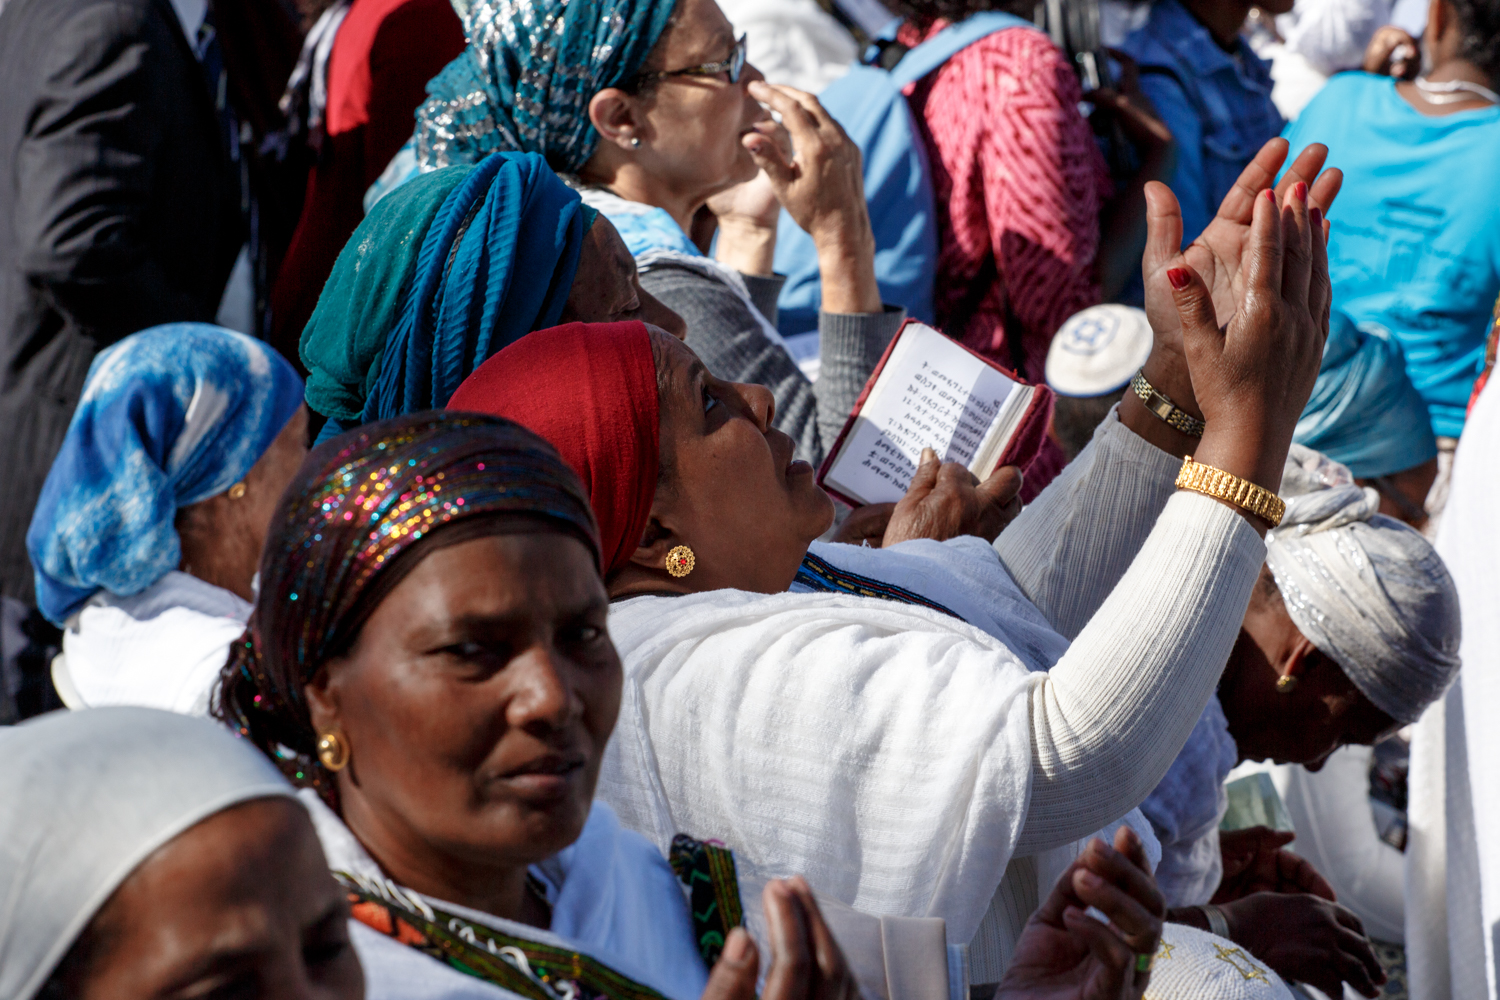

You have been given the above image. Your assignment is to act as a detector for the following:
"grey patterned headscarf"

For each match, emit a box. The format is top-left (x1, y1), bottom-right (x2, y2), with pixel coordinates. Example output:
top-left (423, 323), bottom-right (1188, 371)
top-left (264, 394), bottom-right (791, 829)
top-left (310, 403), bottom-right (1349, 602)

top-left (1265, 446), bottom-right (1462, 724)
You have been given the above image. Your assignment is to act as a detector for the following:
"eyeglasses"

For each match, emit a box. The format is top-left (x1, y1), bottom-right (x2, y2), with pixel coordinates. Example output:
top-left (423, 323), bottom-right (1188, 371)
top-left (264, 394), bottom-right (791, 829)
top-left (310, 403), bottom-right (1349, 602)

top-left (634, 34), bottom-right (747, 86)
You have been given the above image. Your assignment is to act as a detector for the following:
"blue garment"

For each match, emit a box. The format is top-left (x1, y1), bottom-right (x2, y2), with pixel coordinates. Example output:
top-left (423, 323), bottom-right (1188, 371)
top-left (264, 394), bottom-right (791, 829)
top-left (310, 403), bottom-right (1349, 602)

top-left (771, 13), bottom-right (1036, 337)
top-left (1295, 310), bottom-right (1438, 478)
top-left (772, 65), bottom-right (937, 336)
top-left (26, 325), bottom-right (304, 625)
top-left (364, 152), bottom-right (591, 424)
top-left (1122, 0), bottom-right (1282, 246)
top-left (1282, 73), bottom-right (1500, 438)
top-left (411, 0), bottom-right (677, 175)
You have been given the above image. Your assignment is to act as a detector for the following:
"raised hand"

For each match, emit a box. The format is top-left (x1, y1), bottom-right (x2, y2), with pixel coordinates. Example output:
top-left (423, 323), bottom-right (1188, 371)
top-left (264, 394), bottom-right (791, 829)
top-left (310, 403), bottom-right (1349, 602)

top-left (1168, 175), bottom-right (1331, 508)
top-left (1212, 827), bottom-right (1336, 903)
top-left (999, 827), bottom-right (1165, 1000)
top-left (882, 449), bottom-right (1024, 547)
top-left (743, 80), bottom-right (880, 314)
top-left (701, 878), bottom-right (860, 1000)
top-left (1136, 138), bottom-right (1342, 422)
top-left (710, 120), bottom-right (793, 276)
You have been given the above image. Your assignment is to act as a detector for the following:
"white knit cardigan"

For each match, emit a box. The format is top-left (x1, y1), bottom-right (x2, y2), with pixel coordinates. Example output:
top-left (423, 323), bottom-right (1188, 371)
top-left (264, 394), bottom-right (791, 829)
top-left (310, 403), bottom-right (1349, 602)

top-left (597, 412), bottom-right (1264, 965)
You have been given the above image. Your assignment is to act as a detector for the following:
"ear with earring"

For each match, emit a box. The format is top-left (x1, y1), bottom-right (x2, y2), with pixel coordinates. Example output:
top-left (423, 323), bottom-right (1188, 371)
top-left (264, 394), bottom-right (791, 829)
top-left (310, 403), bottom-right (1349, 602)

top-left (317, 731), bottom-right (350, 771)
top-left (665, 545), bottom-right (695, 578)
top-left (227, 481), bottom-right (247, 500)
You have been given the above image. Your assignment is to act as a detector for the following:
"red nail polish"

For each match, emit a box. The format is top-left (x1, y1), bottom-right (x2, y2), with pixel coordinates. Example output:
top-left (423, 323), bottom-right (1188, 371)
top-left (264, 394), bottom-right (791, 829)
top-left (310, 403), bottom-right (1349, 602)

top-left (1293, 181), bottom-right (1308, 202)
top-left (1263, 188), bottom-right (1276, 202)
top-left (1310, 207), bottom-right (1323, 229)
top-left (1168, 267), bottom-right (1191, 290)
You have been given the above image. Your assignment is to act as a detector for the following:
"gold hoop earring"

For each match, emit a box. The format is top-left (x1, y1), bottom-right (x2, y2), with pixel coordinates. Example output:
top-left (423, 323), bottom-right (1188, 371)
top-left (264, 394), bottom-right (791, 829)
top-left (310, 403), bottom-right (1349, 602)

top-left (1275, 675), bottom-right (1299, 695)
top-left (665, 545), bottom-right (696, 578)
top-left (227, 482), bottom-right (247, 500)
top-left (317, 731), bottom-right (350, 771)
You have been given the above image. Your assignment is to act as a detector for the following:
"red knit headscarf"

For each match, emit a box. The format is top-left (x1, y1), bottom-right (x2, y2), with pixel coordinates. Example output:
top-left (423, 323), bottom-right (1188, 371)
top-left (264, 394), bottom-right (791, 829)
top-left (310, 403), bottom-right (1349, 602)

top-left (448, 322), bottom-right (660, 576)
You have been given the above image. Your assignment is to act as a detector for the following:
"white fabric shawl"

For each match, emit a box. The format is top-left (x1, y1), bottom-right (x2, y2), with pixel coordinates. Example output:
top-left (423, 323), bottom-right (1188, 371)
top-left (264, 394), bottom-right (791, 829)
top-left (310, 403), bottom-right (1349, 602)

top-left (1406, 381), bottom-right (1500, 1000)
top-left (305, 794), bottom-right (709, 1000)
top-left (55, 570), bottom-right (250, 714)
top-left (0, 707), bottom-right (296, 1000)
top-left (602, 585), bottom-right (1039, 946)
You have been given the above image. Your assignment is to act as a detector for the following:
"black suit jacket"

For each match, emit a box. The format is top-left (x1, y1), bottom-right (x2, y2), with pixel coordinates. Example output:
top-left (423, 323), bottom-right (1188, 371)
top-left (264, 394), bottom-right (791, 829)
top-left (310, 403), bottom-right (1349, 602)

top-left (0, 0), bottom-right (244, 601)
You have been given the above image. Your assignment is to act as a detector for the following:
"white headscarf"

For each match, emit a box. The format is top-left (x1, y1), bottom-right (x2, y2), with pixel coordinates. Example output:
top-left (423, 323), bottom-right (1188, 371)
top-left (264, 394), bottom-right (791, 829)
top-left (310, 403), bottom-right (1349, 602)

top-left (0, 707), bottom-right (296, 1000)
top-left (1265, 445), bottom-right (1462, 723)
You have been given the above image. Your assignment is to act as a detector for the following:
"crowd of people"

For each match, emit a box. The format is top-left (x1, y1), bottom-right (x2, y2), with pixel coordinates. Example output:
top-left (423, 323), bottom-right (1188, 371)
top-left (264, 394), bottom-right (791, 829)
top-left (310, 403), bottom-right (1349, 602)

top-left (0, 0), bottom-right (1496, 995)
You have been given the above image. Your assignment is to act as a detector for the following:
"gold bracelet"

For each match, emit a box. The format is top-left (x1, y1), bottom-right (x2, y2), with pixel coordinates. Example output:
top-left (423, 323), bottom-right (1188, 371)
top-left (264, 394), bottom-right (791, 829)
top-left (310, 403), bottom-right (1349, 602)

top-left (1176, 456), bottom-right (1286, 527)
top-left (1131, 371), bottom-right (1205, 437)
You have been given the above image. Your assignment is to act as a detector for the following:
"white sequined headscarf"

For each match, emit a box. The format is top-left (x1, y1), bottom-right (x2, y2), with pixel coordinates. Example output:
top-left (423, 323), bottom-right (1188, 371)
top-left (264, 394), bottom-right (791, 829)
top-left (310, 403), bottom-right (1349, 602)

top-left (1264, 446), bottom-right (1461, 723)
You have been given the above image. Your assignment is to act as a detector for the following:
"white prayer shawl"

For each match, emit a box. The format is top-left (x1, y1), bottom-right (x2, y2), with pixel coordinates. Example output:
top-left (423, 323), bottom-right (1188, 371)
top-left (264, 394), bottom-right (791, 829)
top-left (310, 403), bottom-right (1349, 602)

top-left (306, 794), bottom-right (709, 1000)
top-left (54, 571), bottom-right (250, 714)
top-left (1406, 381), bottom-right (1500, 1000)
top-left (602, 587), bottom-right (1037, 947)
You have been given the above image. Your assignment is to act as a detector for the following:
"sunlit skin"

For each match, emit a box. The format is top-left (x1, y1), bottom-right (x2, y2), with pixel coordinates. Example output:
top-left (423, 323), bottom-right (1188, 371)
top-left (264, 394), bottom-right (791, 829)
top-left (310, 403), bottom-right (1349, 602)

top-left (580, 0), bottom-right (771, 234)
top-left (1219, 568), bottom-right (1400, 769)
top-left (560, 217), bottom-right (687, 339)
top-left (177, 405), bottom-right (310, 603)
top-left (63, 798), bottom-right (362, 1000)
top-left (306, 530), bottom-right (620, 928)
top-left (609, 327), bottom-right (835, 598)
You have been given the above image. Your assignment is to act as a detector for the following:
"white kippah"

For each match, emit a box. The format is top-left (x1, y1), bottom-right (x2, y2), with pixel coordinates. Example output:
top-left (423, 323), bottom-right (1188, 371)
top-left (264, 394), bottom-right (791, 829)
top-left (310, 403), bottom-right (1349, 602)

top-left (1045, 305), bottom-right (1153, 397)
top-left (1145, 922), bottom-right (1295, 1000)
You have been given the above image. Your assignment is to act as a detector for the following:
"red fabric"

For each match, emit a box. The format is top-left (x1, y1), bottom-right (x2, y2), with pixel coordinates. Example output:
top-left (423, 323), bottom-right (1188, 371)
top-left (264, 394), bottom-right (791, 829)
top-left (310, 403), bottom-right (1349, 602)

top-left (899, 22), bottom-right (1110, 383)
top-left (447, 323), bottom-right (661, 577)
top-left (268, 0), bottom-right (465, 365)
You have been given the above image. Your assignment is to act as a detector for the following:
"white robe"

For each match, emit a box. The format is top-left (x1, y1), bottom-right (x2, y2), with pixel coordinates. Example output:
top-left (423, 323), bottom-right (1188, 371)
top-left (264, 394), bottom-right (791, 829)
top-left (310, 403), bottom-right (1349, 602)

top-left (53, 571), bottom-right (249, 714)
top-left (1406, 381), bottom-right (1500, 999)
top-left (597, 414), bottom-right (1263, 980)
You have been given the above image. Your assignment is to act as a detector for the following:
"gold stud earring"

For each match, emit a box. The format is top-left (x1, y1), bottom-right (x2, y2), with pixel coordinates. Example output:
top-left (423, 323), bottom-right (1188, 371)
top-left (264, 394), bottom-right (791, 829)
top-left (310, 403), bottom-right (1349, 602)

top-left (665, 545), bottom-right (696, 578)
top-left (1275, 675), bottom-right (1299, 695)
top-left (316, 731), bottom-right (350, 771)
top-left (227, 482), bottom-right (248, 500)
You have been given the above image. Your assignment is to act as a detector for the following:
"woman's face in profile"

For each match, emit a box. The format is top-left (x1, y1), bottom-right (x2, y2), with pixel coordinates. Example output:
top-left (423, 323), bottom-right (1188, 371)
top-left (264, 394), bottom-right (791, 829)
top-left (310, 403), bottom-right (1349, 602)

top-left (59, 797), bottom-right (362, 1000)
top-left (560, 217), bottom-right (687, 339)
top-left (308, 531), bottom-right (622, 880)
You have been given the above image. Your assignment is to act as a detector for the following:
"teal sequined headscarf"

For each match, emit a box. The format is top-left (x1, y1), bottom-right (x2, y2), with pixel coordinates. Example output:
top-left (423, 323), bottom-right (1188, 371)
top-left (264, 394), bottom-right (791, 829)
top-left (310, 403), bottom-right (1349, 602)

top-left (414, 0), bottom-right (680, 174)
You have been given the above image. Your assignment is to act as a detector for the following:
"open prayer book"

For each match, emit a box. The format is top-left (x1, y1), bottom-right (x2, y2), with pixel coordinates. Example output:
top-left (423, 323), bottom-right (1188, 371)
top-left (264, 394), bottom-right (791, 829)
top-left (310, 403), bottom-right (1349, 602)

top-left (817, 320), bottom-right (1051, 507)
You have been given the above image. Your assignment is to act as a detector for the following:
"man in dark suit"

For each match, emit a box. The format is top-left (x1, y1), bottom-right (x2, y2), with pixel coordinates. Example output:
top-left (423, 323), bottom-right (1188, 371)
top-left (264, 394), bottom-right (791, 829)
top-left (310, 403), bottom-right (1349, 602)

top-left (0, 0), bottom-right (245, 604)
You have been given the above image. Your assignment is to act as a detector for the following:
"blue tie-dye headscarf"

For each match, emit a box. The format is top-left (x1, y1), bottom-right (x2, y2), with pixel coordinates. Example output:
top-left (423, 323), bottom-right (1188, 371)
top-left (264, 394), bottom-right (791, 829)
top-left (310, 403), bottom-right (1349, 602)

top-left (26, 325), bottom-right (304, 624)
top-left (412, 0), bottom-right (679, 174)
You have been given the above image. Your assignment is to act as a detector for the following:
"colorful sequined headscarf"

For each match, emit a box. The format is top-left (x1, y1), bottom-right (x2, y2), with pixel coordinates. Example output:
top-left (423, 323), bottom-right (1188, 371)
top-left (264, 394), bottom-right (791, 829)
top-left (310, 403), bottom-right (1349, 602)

top-left (412, 0), bottom-right (680, 174)
top-left (214, 411), bottom-right (599, 788)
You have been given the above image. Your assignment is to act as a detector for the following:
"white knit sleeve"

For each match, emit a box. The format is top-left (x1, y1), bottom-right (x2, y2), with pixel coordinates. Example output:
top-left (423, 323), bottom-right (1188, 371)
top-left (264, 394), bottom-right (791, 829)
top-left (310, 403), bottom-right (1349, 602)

top-left (1016, 492), bottom-right (1265, 853)
top-left (995, 410), bottom-right (1181, 640)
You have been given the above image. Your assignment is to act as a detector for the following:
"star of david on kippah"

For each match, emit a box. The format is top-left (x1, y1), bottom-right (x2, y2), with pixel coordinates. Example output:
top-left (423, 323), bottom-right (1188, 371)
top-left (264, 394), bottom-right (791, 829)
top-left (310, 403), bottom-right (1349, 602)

top-left (1154, 939), bottom-right (1175, 962)
top-left (1212, 943), bottom-right (1271, 983)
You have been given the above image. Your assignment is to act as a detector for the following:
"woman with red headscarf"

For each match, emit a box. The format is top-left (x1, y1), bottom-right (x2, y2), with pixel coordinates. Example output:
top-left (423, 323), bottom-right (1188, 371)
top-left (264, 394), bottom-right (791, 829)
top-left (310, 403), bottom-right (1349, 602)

top-left (448, 145), bottom-right (1339, 987)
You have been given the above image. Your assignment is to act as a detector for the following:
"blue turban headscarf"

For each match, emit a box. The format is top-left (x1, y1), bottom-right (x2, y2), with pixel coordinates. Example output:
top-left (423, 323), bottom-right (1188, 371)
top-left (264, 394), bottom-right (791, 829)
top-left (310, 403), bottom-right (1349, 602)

top-left (1294, 310), bottom-right (1439, 479)
top-left (300, 152), bottom-right (596, 436)
top-left (412, 0), bottom-right (680, 174)
top-left (26, 325), bottom-right (304, 625)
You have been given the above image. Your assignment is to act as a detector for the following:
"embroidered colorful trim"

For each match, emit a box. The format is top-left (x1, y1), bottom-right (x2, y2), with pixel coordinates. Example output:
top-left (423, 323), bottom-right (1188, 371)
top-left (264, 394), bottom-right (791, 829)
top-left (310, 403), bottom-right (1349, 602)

top-left (668, 835), bottom-right (745, 966)
top-left (793, 551), bottom-right (961, 620)
top-left (335, 871), bottom-right (671, 1000)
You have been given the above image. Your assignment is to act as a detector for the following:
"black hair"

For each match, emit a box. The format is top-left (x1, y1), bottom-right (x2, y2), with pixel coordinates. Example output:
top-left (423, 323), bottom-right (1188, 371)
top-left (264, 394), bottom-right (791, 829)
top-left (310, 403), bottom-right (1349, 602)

top-left (882, 0), bottom-right (1033, 31)
top-left (1448, 0), bottom-right (1500, 86)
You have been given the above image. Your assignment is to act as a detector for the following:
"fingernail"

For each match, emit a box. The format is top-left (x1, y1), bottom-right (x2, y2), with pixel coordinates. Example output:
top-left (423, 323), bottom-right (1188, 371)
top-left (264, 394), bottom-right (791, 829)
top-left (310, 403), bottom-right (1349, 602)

top-left (1167, 267), bottom-right (1190, 290)
top-left (1293, 181), bottom-right (1308, 202)
top-left (723, 928), bottom-right (750, 963)
top-left (1310, 207), bottom-right (1323, 229)
top-left (921, 447), bottom-right (937, 464)
top-left (1077, 870), bottom-right (1104, 889)
top-left (1263, 188), bottom-right (1276, 203)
